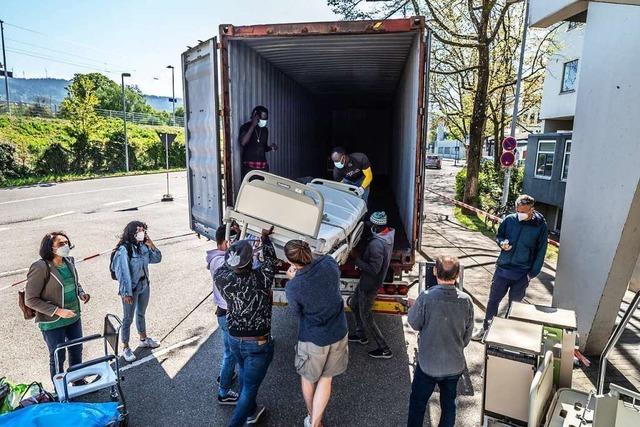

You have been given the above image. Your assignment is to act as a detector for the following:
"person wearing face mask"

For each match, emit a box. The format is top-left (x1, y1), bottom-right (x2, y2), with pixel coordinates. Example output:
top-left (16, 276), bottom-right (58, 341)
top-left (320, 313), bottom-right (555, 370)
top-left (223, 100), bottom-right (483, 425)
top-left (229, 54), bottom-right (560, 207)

top-left (331, 147), bottom-right (373, 204)
top-left (25, 232), bottom-right (91, 380)
top-left (347, 211), bottom-right (395, 359)
top-left (472, 195), bottom-right (548, 340)
top-left (111, 220), bottom-right (162, 362)
top-left (239, 105), bottom-right (278, 179)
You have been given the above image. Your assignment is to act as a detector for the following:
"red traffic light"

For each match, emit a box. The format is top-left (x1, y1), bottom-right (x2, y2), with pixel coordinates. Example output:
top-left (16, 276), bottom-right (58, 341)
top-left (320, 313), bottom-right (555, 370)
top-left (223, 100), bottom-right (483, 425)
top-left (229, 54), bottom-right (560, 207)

top-left (500, 151), bottom-right (516, 167)
top-left (502, 136), bottom-right (517, 151)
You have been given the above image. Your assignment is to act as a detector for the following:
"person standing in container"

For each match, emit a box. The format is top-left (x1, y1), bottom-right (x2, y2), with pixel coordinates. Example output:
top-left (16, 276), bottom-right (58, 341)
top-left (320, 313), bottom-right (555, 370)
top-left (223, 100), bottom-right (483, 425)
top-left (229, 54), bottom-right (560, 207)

top-left (239, 105), bottom-right (278, 179)
top-left (331, 147), bottom-right (373, 204)
top-left (25, 232), bottom-right (91, 380)
top-left (111, 221), bottom-right (163, 362)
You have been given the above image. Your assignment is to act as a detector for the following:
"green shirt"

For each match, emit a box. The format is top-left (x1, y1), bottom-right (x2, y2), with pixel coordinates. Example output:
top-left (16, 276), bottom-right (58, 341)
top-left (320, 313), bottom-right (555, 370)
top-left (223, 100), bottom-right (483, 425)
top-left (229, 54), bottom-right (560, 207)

top-left (39, 263), bottom-right (80, 331)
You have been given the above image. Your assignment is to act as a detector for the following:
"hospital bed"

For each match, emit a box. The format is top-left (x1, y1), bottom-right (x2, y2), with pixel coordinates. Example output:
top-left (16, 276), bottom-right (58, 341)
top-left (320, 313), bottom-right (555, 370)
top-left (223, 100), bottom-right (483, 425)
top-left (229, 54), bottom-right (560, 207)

top-left (223, 171), bottom-right (367, 265)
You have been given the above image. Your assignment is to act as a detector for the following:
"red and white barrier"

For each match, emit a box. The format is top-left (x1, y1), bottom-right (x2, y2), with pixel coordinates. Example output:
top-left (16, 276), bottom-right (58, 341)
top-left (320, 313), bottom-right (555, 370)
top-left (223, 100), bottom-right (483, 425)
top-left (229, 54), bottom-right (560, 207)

top-left (425, 188), bottom-right (560, 248)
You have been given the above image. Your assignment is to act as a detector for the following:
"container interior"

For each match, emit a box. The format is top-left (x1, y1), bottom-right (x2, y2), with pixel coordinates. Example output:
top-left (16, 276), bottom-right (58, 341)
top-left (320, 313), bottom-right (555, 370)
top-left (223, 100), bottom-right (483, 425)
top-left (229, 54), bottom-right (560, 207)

top-left (226, 31), bottom-right (422, 252)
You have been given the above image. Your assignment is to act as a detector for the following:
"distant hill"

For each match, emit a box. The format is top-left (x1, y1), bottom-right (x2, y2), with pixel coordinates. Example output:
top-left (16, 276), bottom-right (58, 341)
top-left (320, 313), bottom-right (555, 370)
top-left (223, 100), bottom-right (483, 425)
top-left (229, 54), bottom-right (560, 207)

top-left (3, 78), bottom-right (182, 112)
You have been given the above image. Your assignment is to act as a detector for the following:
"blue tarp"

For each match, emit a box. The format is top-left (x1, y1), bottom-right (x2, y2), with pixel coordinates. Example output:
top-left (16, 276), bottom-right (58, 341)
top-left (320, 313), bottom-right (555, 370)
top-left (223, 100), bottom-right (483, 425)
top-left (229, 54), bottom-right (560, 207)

top-left (0, 402), bottom-right (120, 426)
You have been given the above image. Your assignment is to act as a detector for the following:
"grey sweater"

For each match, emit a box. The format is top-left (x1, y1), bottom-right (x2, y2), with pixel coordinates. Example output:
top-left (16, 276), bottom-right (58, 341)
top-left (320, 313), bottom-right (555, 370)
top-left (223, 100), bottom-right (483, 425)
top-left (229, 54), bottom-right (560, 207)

top-left (408, 284), bottom-right (474, 377)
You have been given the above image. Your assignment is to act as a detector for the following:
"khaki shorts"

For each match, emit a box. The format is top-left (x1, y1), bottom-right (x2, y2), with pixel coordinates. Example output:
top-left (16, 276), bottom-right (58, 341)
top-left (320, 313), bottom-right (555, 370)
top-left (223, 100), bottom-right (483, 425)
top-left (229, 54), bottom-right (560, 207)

top-left (295, 335), bottom-right (349, 383)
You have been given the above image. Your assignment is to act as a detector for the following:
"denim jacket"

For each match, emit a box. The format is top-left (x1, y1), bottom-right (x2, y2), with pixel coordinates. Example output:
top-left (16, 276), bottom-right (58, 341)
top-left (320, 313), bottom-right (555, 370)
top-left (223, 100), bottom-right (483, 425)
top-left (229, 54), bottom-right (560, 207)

top-left (112, 243), bottom-right (162, 296)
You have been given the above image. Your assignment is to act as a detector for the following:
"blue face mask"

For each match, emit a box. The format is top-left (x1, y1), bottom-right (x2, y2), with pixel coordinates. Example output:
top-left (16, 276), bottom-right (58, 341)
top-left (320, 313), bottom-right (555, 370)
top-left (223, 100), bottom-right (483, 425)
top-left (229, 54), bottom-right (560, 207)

top-left (334, 161), bottom-right (344, 169)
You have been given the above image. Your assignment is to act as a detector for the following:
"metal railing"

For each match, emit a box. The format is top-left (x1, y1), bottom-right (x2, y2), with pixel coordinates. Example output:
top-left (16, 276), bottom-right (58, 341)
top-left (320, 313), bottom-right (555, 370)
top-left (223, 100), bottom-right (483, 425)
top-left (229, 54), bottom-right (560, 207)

top-left (0, 101), bottom-right (183, 127)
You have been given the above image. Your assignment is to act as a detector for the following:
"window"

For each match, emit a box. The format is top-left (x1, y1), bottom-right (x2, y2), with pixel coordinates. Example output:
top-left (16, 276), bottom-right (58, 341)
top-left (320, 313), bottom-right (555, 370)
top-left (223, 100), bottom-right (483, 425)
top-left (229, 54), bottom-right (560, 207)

top-left (444, 147), bottom-right (451, 155)
top-left (561, 60), bottom-right (579, 93)
top-left (438, 147), bottom-right (444, 154)
top-left (535, 140), bottom-right (556, 179)
top-left (561, 139), bottom-right (572, 181)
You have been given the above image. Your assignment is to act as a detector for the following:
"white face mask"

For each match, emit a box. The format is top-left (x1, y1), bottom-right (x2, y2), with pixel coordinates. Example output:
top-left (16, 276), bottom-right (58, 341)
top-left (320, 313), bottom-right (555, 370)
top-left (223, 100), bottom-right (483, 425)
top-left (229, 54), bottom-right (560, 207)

top-left (258, 119), bottom-right (268, 128)
top-left (55, 244), bottom-right (71, 257)
top-left (517, 212), bottom-right (529, 222)
top-left (334, 161), bottom-right (344, 169)
top-left (135, 231), bottom-right (146, 242)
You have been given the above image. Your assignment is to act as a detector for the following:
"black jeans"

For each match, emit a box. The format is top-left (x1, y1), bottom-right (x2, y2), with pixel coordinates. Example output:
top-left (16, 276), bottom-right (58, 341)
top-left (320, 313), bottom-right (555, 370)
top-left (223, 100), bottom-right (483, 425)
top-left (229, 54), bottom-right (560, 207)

top-left (41, 318), bottom-right (83, 379)
top-left (483, 271), bottom-right (529, 329)
top-left (349, 285), bottom-right (388, 350)
top-left (407, 363), bottom-right (460, 427)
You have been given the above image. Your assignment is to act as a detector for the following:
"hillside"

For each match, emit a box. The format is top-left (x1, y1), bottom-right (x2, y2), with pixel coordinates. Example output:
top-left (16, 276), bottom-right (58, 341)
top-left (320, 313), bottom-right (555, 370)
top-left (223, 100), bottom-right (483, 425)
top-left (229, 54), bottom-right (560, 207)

top-left (4, 78), bottom-right (183, 112)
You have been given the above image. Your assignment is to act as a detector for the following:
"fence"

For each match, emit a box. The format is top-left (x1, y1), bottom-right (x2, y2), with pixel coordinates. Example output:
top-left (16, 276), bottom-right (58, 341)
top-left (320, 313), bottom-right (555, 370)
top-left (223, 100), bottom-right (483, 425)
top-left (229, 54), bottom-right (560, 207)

top-left (0, 101), bottom-right (184, 127)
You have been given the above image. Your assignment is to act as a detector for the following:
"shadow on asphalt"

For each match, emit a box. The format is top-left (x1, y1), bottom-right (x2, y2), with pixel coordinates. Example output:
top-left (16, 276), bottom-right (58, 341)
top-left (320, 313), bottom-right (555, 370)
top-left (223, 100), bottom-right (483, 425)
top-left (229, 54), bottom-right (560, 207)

top-left (102, 308), bottom-right (416, 426)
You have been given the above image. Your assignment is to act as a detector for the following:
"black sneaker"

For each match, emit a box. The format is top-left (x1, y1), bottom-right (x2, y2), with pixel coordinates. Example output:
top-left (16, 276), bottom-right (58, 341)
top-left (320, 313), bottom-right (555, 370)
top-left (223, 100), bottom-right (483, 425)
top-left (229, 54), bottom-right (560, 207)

top-left (348, 334), bottom-right (369, 345)
top-left (217, 390), bottom-right (239, 405)
top-left (368, 348), bottom-right (393, 359)
top-left (216, 371), bottom-right (238, 386)
top-left (247, 405), bottom-right (266, 424)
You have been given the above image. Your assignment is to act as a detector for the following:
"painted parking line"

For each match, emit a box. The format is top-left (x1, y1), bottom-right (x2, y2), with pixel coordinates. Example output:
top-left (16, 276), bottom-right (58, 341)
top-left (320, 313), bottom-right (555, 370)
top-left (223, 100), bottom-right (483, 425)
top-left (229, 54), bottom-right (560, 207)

top-left (103, 199), bottom-right (131, 207)
top-left (0, 183), bottom-right (157, 206)
top-left (0, 267), bottom-right (29, 279)
top-left (0, 227), bottom-right (8, 232)
top-left (119, 335), bottom-right (202, 372)
top-left (41, 211), bottom-right (75, 220)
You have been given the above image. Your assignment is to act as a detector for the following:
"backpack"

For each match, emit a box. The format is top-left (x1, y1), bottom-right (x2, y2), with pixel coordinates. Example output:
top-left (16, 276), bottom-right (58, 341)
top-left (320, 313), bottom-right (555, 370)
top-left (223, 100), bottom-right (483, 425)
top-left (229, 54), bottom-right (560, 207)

top-left (109, 244), bottom-right (132, 281)
top-left (18, 261), bottom-right (50, 320)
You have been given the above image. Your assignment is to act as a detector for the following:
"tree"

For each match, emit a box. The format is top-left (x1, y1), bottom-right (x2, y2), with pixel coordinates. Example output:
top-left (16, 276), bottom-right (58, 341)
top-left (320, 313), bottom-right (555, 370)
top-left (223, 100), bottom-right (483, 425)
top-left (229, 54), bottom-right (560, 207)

top-left (76, 72), bottom-right (154, 114)
top-left (329, 0), bottom-right (558, 208)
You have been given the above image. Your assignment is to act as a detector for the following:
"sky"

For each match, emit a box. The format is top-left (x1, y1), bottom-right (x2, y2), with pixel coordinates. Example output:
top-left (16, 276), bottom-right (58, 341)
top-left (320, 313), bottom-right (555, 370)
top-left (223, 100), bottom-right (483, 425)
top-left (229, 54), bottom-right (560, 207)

top-left (0, 0), bottom-right (339, 97)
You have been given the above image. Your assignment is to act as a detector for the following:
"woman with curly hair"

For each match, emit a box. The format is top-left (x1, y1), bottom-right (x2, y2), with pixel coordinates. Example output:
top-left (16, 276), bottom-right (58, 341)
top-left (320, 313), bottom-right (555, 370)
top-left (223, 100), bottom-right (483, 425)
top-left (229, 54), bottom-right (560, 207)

top-left (111, 220), bottom-right (162, 362)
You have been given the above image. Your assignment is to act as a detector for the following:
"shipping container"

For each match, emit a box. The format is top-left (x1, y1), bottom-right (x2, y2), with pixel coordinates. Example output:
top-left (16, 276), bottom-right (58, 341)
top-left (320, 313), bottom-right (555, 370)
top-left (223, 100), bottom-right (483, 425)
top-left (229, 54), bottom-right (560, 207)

top-left (182, 17), bottom-right (430, 280)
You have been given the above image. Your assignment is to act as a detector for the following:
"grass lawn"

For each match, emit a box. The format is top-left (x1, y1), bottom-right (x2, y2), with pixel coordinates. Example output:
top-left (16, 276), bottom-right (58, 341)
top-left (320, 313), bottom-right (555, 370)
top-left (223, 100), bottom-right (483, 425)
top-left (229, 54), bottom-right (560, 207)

top-left (1, 168), bottom-right (186, 188)
top-left (453, 206), bottom-right (559, 262)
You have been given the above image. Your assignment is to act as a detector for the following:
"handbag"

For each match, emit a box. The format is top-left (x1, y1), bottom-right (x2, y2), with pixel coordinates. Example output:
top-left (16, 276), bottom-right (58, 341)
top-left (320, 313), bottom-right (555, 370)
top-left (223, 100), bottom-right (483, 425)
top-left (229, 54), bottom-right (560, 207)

top-left (17, 382), bottom-right (55, 408)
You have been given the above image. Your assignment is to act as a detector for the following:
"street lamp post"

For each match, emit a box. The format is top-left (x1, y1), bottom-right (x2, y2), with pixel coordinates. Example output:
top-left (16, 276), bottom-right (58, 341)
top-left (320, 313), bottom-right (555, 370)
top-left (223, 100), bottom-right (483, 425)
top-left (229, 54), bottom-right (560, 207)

top-left (121, 72), bottom-right (131, 172)
top-left (166, 65), bottom-right (175, 126)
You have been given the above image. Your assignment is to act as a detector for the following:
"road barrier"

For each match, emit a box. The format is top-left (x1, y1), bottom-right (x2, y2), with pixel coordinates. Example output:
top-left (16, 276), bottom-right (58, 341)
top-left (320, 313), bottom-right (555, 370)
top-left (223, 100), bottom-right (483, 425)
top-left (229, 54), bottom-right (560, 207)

top-left (1, 232), bottom-right (196, 292)
top-left (425, 188), bottom-right (560, 248)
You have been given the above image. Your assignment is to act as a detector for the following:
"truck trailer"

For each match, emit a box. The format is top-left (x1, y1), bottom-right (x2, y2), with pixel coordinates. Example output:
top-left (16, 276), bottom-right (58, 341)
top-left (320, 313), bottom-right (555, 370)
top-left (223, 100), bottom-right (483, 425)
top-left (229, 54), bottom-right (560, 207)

top-left (182, 17), bottom-right (431, 313)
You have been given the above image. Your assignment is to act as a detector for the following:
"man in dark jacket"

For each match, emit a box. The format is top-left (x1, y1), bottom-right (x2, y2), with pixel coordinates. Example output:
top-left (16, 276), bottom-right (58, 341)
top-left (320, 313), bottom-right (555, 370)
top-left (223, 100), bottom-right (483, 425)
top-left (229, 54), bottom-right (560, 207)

top-left (473, 195), bottom-right (548, 340)
top-left (214, 227), bottom-right (276, 426)
top-left (348, 211), bottom-right (395, 359)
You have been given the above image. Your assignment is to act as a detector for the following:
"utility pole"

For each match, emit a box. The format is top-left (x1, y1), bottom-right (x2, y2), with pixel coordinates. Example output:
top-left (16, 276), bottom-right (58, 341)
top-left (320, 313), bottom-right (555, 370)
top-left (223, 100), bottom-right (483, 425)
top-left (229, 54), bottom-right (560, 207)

top-left (121, 72), bottom-right (131, 172)
top-left (0, 20), bottom-right (10, 115)
top-left (500, 0), bottom-right (530, 207)
top-left (166, 65), bottom-right (176, 126)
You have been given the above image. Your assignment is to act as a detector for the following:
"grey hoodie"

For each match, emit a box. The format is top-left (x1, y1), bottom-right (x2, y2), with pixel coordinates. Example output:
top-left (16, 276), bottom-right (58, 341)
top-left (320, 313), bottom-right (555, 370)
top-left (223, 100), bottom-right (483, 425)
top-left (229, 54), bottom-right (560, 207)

top-left (206, 248), bottom-right (227, 310)
top-left (355, 228), bottom-right (395, 291)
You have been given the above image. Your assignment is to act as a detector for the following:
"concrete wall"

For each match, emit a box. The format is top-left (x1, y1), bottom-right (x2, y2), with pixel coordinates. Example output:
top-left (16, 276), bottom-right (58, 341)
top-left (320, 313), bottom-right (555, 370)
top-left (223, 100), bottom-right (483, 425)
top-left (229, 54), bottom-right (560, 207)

top-left (552, 2), bottom-right (640, 354)
top-left (539, 22), bottom-right (584, 121)
top-left (523, 133), bottom-right (571, 207)
top-left (530, 0), bottom-right (587, 27)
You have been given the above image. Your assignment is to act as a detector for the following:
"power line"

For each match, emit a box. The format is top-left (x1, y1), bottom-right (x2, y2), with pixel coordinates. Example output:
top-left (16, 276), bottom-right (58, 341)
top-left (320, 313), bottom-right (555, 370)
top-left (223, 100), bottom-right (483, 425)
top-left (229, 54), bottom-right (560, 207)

top-left (3, 20), bottom-right (134, 63)
top-left (6, 48), bottom-right (128, 74)
top-left (6, 37), bottom-right (119, 67)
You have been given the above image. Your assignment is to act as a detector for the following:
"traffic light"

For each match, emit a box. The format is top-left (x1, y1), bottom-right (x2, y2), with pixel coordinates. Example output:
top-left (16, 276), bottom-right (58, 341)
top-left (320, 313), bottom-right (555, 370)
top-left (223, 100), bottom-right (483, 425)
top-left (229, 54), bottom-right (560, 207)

top-left (500, 136), bottom-right (517, 167)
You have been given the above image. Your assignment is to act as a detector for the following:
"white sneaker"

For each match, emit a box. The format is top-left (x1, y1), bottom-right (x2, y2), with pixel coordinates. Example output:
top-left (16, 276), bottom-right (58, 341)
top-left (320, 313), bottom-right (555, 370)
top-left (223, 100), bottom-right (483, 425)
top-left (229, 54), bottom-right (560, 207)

top-left (304, 415), bottom-right (311, 427)
top-left (139, 337), bottom-right (160, 348)
top-left (122, 347), bottom-right (136, 362)
top-left (471, 327), bottom-right (487, 342)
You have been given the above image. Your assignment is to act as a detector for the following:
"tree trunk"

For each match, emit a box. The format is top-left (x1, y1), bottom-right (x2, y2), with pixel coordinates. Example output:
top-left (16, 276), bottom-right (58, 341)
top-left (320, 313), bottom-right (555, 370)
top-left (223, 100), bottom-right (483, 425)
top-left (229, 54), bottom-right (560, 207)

top-left (463, 42), bottom-right (491, 210)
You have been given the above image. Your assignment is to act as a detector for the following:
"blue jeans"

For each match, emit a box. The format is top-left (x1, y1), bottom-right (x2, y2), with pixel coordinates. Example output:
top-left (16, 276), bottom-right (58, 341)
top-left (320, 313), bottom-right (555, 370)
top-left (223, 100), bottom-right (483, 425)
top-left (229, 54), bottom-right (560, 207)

top-left (483, 270), bottom-right (529, 329)
top-left (227, 335), bottom-right (274, 427)
top-left (407, 364), bottom-right (460, 427)
top-left (41, 318), bottom-right (83, 379)
top-left (121, 285), bottom-right (151, 344)
top-left (217, 315), bottom-right (237, 396)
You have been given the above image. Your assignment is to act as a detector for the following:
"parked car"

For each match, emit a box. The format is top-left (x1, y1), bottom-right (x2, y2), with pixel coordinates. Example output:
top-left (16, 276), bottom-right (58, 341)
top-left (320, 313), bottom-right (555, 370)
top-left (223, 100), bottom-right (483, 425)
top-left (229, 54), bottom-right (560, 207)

top-left (426, 155), bottom-right (442, 169)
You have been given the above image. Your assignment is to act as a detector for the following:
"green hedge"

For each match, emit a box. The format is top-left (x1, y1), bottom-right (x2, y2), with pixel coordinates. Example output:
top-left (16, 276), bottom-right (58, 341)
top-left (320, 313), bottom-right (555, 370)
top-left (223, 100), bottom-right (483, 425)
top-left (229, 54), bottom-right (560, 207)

top-left (0, 116), bottom-right (185, 184)
top-left (455, 161), bottom-right (524, 210)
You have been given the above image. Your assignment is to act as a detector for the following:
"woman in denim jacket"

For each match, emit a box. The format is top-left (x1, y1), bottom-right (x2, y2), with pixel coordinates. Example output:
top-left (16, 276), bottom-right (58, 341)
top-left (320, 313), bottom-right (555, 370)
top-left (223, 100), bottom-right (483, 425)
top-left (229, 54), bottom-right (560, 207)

top-left (111, 220), bottom-right (162, 362)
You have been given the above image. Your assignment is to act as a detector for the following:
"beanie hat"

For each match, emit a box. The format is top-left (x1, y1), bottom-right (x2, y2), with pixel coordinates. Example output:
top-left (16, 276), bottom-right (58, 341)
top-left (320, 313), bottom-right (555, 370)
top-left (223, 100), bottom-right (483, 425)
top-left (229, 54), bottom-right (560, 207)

top-left (370, 211), bottom-right (388, 226)
top-left (225, 240), bottom-right (253, 269)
